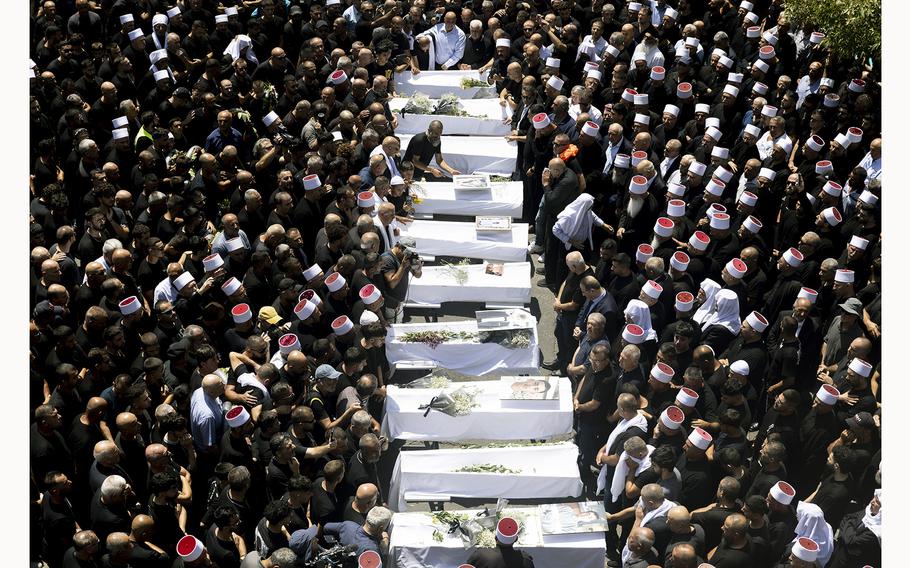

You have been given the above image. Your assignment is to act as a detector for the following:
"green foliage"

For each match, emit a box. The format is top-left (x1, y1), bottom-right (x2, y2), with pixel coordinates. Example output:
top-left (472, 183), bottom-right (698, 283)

top-left (785, 0), bottom-right (881, 60)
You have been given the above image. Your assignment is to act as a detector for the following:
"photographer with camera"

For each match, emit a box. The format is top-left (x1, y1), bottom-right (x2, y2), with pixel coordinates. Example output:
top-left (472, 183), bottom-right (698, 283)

top-left (378, 235), bottom-right (421, 323)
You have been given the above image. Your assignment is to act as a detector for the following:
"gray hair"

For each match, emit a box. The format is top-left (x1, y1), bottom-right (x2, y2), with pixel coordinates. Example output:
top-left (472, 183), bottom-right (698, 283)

top-left (102, 239), bottom-right (123, 255)
top-left (337, 56), bottom-right (352, 69)
top-left (268, 548), bottom-right (298, 568)
top-left (617, 392), bottom-right (638, 412)
top-left (621, 344), bottom-right (641, 363)
top-left (623, 436), bottom-right (646, 454)
top-left (351, 410), bottom-right (372, 430)
top-left (77, 139), bottom-right (96, 155)
top-left (821, 258), bottom-right (839, 270)
top-left (100, 475), bottom-right (127, 499)
top-left (587, 312), bottom-right (606, 327)
top-left (366, 506), bottom-right (393, 531)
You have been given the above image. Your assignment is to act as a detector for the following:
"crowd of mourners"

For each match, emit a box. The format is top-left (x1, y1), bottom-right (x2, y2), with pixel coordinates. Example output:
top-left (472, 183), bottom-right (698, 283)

top-left (28, 0), bottom-right (882, 566)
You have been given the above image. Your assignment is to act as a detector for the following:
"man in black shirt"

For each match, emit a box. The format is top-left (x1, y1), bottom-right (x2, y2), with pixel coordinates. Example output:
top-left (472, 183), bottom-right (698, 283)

top-left (708, 513), bottom-right (757, 568)
top-left (574, 343), bottom-right (613, 492)
top-left (676, 427), bottom-right (715, 511)
top-left (691, 476), bottom-right (742, 553)
top-left (310, 459), bottom-right (345, 527)
top-left (342, 483), bottom-right (378, 525)
top-left (42, 472), bottom-right (79, 568)
top-left (796, 385), bottom-right (844, 497)
top-left (765, 480), bottom-right (799, 563)
top-left (548, 251), bottom-right (593, 370)
top-left (378, 236), bottom-right (420, 315)
top-left (403, 121), bottom-right (461, 180)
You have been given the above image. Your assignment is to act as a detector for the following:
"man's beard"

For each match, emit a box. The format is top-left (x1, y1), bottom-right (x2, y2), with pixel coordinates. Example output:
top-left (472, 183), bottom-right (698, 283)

top-left (627, 196), bottom-right (644, 218)
top-left (611, 170), bottom-right (624, 185)
top-left (650, 236), bottom-right (661, 249)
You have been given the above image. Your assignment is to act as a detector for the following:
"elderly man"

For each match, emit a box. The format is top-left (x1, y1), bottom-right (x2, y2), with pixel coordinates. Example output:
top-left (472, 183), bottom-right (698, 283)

top-left (190, 374), bottom-right (226, 458)
top-left (320, 505), bottom-right (391, 556)
top-left (547, 251), bottom-right (595, 368)
top-left (403, 120), bottom-right (460, 180)
top-left (540, 157), bottom-right (580, 287)
top-left (418, 12), bottom-right (466, 70)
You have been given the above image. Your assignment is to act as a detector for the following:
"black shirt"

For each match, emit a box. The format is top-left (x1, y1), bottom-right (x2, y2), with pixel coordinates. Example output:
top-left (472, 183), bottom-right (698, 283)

top-left (709, 535), bottom-right (758, 568)
top-left (403, 132), bottom-right (440, 173)
top-left (310, 478), bottom-right (342, 526)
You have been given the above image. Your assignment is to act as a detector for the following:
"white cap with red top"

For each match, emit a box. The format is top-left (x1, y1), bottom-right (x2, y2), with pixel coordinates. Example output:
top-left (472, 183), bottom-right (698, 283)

top-left (725, 258), bottom-right (747, 278)
top-left (642, 280), bottom-right (663, 299)
top-left (849, 358), bottom-right (873, 377)
top-left (742, 216), bottom-right (763, 234)
top-left (231, 303), bottom-right (252, 324)
top-left (119, 296), bottom-right (141, 315)
top-left (675, 290), bottom-right (694, 311)
top-left (629, 175), bottom-right (649, 195)
top-left (636, 244), bottom-right (654, 263)
top-left (176, 535), bottom-right (204, 562)
top-left (661, 406), bottom-right (685, 429)
top-left (687, 427), bottom-right (713, 450)
top-left (622, 324), bottom-right (646, 344)
top-left (222, 277), bottom-right (242, 296)
top-left (203, 254), bottom-right (224, 272)
top-left (278, 334), bottom-right (300, 355)
top-left (792, 537), bottom-right (820, 562)
top-left (495, 517), bottom-right (520, 545)
top-left (782, 248), bottom-right (804, 267)
top-left (650, 362), bottom-right (675, 383)
top-left (816, 384), bottom-right (840, 405)
top-left (226, 406), bottom-right (250, 427)
top-left (654, 217), bottom-right (675, 237)
top-left (360, 284), bottom-right (382, 304)
top-left (332, 315), bottom-right (354, 335)
top-left (688, 231), bottom-right (710, 251)
top-left (745, 311), bottom-right (769, 332)
top-left (676, 387), bottom-right (699, 408)
top-left (769, 481), bottom-right (796, 505)
top-left (798, 287), bottom-right (818, 303)
top-left (325, 272), bottom-right (346, 292)
top-left (667, 199), bottom-right (686, 217)
top-left (294, 300), bottom-right (316, 320)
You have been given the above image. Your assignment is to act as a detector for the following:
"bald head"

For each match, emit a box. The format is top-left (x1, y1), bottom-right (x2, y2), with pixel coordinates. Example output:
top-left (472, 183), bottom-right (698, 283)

top-left (355, 482), bottom-right (379, 506)
top-left (93, 440), bottom-right (120, 466)
top-left (131, 514), bottom-right (155, 540)
top-left (144, 443), bottom-right (168, 462)
top-left (202, 374), bottom-right (225, 397)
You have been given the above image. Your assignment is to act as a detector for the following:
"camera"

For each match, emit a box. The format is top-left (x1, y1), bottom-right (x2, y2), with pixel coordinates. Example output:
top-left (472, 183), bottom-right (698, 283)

top-left (404, 250), bottom-right (421, 263)
top-left (272, 124), bottom-right (302, 147)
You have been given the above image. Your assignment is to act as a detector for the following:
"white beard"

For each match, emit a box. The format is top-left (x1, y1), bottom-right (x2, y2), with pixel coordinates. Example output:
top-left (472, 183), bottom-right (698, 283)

top-left (627, 197), bottom-right (644, 218)
top-left (650, 236), bottom-right (661, 249)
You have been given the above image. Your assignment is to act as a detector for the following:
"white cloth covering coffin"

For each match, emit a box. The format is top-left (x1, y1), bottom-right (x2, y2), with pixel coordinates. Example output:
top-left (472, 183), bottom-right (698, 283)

top-left (390, 97), bottom-right (511, 135)
top-left (388, 443), bottom-right (584, 511)
top-left (385, 311), bottom-right (539, 376)
top-left (388, 508), bottom-right (605, 568)
top-left (407, 261), bottom-right (531, 305)
top-left (380, 377), bottom-right (572, 441)
top-left (395, 70), bottom-right (497, 99)
top-left (411, 181), bottom-right (523, 218)
top-left (397, 133), bottom-right (517, 176)
top-left (399, 219), bottom-right (529, 262)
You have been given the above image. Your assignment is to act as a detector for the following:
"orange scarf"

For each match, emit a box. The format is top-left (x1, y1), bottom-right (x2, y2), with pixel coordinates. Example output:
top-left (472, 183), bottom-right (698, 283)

top-left (559, 144), bottom-right (579, 161)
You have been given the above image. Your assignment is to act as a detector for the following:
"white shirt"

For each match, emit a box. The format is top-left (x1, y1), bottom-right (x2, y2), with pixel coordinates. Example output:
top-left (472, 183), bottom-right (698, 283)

top-left (756, 131), bottom-right (791, 160)
top-left (153, 276), bottom-right (178, 305)
top-left (576, 34), bottom-right (607, 62)
top-left (342, 5), bottom-right (361, 29)
top-left (569, 103), bottom-right (603, 125)
top-left (190, 388), bottom-right (225, 450)
top-left (426, 23), bottom-right (466, 68)
top-left (369, 146), bottom-right (401, 179)
top-left (736, 174), bottom-right (757, 203)
top-left (659, 155), bottom-right (677, 179)
top-left (858, 152), bottom-right (881, 185)
top-left (601, 142), bottom-right (622, 174)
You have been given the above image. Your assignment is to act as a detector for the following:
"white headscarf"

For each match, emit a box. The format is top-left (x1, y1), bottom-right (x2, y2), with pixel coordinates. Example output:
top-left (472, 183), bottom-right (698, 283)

top-left (624, 299), bottom-right (657, 341)
top-left (693, 278), bottom-right (721, 324)
top-left (553, 193), bottom-right (603, 250)
top-left (596, 413), bottom-right (648, 496)
top-left (792, 501), bottom-right (835, 567)
top-left (223, 34), bottom-right (260, 66)
top-left (861, 489), bottom-right (882, 542)
top-left (151, 14), bottom-right (169, 51)
top-left (701, 289), bottom-right (741, 334)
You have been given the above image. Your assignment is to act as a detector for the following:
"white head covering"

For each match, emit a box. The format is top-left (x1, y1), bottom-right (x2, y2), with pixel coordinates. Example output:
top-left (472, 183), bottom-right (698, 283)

top-left (792, 502), bottom-right (835, 567)
top-left (693, 278), bottom-right (721, 324)
top-left (861, 489), bottom-right (882, 542)
top-left (553, 194), bottom-right (599, 250)
top-left (701, 289), bottom-right (741, 334)
top-left (624, 299), bottom-right (656, 341)
top-left (223, 34), bottom-right (260, 65)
